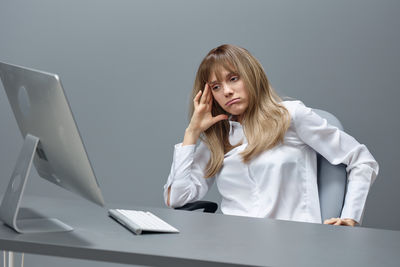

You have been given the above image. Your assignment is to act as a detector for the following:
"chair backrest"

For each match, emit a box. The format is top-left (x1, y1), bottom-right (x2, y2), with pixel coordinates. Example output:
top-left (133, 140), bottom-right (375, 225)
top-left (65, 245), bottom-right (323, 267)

top-left (313, 109), bottom-right (347, 222)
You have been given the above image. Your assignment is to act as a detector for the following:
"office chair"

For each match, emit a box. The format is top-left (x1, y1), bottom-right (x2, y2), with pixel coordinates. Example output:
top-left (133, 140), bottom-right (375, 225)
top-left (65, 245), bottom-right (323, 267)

top-left (175, 109), bottom-right (347, 222)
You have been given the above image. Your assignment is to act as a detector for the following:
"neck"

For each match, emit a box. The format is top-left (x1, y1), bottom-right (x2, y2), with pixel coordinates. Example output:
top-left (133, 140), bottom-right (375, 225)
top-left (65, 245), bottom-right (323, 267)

top-left (231, 115), bottom-right (243, 124)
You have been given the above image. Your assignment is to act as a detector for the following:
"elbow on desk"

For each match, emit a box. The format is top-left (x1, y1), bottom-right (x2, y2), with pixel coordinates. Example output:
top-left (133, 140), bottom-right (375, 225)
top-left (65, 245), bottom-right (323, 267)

top-left (165, 185), bottom-right (194, 209)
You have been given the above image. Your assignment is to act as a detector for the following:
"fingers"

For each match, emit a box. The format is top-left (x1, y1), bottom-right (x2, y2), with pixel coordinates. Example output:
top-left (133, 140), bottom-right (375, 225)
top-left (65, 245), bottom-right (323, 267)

top-left (200, 83), bottom-right (208, 105)
top-left (342, 218), bottom-right (356, 226)
top-left (323, 218), bottom-right (335, 224)
top-left (334, 219), bottom-right (342, 225)
top-left (206, 84), bottom-right (212, 103)
top-left (208, 86), bottom-right (213, 105)
top-left (212, 114), bottom-right (229, 124)
top-left (193, 90), bottom-right (202, 107)
top-left (194, 84), bottom-right (208, 108)
top-left (324, 217), bottom-right (340, 225)
top-left (323, 218), bottom-right (356, 227)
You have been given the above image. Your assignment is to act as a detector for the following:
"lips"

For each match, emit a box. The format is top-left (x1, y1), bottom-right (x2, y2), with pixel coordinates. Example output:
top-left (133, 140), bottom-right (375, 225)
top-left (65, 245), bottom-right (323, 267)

top-left (226, 98), bottom-right (240, 106)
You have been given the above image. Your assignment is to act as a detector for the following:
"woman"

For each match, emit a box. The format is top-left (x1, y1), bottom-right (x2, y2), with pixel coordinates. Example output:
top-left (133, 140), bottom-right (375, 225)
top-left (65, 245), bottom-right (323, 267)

top-left (163, 44), bottom-right (379, 226)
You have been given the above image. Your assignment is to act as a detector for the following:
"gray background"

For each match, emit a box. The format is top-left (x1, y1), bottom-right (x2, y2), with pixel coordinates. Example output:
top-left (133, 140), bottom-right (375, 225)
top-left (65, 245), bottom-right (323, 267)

top-left (0, 0), bottom-right (399, 266)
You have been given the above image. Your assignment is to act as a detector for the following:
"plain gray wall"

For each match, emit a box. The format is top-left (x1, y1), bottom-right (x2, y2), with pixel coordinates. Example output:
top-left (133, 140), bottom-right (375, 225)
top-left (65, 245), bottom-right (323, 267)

top-left (1, 0), bottom-right (399, 265)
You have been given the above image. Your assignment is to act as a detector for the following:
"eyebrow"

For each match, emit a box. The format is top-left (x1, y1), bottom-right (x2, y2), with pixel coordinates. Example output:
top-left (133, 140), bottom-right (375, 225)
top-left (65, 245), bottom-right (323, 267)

top-left (209, 72), bottom-right (238, 84)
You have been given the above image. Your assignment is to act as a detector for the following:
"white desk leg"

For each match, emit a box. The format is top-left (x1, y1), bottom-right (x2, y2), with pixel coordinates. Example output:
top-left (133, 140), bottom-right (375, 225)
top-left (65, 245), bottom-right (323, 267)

top-left (8, 252), bottom-right (13, 267)
top-left (2, 251), bottom-right (25, 267)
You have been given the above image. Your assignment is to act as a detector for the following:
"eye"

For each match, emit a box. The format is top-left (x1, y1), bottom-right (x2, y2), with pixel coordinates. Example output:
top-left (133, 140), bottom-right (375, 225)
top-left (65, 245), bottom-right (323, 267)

top-left (230, 76), bottom-right (239, 82)
top-left (211, 84), bottom-right (221, 90)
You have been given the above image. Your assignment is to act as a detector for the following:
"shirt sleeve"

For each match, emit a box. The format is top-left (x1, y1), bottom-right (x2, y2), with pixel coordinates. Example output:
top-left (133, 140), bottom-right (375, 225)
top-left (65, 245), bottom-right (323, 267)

top-left (163, 141), bottom-right (215, 208)
top-left (292, 101), bottom-right (379, 224)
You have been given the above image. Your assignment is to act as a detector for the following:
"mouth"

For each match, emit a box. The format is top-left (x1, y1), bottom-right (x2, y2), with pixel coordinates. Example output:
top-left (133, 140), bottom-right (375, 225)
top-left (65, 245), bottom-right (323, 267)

top-left (225, 98), bottom-right (240, 106)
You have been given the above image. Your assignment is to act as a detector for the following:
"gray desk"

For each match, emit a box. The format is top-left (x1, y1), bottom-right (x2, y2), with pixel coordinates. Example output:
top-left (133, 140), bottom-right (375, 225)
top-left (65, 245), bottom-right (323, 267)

top-left (0, 196), bottom-right (399, 267)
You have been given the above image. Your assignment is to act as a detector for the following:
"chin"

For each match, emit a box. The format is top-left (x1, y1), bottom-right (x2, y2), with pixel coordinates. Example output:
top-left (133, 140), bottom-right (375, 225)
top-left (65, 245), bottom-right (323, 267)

top-left (228, 109), bottom-right (245, 116)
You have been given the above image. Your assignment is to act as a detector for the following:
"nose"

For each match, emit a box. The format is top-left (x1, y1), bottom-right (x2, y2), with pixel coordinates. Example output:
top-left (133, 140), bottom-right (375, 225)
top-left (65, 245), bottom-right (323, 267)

top-left (223, 83), bottom-right (234, 97)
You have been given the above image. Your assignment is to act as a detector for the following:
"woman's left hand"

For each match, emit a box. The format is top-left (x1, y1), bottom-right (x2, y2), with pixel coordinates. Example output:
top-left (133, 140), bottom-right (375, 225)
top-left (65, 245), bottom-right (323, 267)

top-left (323, 218), bottom-right (357, 226)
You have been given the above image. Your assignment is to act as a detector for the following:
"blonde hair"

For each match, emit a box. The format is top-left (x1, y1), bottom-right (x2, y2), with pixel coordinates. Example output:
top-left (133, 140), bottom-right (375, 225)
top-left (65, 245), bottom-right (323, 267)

top-left (190, 44), bottom-right (290, 178)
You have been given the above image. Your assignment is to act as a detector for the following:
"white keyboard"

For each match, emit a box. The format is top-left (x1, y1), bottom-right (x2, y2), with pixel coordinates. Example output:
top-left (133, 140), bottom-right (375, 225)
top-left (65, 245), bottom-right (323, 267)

top-left (108, 209), bottom-right (179, 235)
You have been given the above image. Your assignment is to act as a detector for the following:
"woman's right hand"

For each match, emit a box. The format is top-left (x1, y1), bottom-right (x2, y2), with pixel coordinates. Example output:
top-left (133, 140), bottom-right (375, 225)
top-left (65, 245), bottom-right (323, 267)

top-left (182, 84), bottom-right (228, 146)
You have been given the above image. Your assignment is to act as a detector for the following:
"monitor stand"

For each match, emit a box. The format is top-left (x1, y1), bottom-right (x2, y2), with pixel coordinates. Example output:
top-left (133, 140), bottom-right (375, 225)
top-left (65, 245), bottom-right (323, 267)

top-left (0, 134), bottom-right (73, 233)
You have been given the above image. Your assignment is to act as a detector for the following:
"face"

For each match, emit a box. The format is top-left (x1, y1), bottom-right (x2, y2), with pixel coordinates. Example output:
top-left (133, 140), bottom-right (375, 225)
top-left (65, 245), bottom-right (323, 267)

top-left (208, 68), bottom-right (249, 122)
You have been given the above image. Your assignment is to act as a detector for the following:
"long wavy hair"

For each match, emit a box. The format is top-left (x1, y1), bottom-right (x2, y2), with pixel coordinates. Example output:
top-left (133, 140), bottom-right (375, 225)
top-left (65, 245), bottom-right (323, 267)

top-left (190, 44), bottom-right (291, 178)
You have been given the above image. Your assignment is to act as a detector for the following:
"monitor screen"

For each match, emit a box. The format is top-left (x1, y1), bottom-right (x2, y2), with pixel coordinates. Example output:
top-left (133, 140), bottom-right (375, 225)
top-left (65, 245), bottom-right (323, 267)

top-left (0, 61), bottom-right (104, 233)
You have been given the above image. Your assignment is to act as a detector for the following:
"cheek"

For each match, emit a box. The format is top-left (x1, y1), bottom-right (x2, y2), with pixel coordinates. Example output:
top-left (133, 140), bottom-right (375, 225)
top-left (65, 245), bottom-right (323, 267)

top-left (239, 82), bottom-right (248, 97)
top-left (212, 93), bottom-right (231, 113)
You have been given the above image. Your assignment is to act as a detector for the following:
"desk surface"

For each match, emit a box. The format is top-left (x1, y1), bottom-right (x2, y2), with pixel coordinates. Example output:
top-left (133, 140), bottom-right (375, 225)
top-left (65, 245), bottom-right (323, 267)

top-left (0, 196), bottom-right (399, 267)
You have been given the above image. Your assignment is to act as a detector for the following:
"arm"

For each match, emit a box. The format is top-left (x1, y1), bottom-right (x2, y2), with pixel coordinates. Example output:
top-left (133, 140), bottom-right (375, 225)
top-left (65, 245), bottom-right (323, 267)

top-left (293, 101), bottom-right (379, 225)
top-left (166, 127), bottom-right (204, 206)
top-left (163, 140), bottom-right (214, 208)
top-left (164, 84), bottom-right (227, 208)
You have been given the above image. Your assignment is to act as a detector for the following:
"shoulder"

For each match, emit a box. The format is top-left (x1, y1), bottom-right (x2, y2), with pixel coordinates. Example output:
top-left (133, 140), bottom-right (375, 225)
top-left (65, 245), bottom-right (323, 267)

top-left (280, 100), bottom-right (310, 121)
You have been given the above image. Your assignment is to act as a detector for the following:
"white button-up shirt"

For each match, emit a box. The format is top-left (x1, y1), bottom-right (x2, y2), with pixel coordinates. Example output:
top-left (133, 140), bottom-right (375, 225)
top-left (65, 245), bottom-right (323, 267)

top-left (163, 100), bottom-right (379, 224)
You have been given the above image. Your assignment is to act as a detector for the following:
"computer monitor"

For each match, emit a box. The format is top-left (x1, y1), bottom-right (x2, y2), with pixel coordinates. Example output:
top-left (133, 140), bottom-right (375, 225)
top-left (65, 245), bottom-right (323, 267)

top-left (0, 61), bottom-right (105, 233)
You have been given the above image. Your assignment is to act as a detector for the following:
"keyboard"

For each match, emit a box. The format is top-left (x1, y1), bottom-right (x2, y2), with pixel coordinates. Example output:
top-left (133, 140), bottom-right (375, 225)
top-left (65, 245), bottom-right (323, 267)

top-left (108, 209), bottom-right (179, 235)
